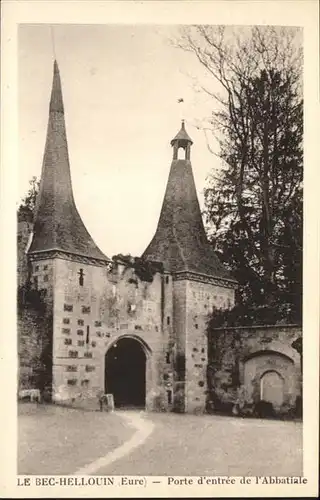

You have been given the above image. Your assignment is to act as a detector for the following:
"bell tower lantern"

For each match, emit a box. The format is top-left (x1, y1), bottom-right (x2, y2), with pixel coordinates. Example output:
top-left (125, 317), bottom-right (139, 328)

top-left (171, 120), bottom-right (193, 160)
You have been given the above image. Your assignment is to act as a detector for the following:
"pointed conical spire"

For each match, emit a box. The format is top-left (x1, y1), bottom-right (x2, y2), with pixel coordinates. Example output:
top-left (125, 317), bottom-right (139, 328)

top-left (28, 60), bottom-right (109, 263)
top-left (49, 60), bottom-right (64, 113)
top-left (143, 122), bottom-right (234, 280)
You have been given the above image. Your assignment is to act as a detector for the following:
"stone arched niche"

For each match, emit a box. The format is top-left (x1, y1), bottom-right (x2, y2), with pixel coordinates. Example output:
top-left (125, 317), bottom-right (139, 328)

top-left (243, 350), bottom-right (296, 409)
top-left (260, 370), bottom-right (285, 406)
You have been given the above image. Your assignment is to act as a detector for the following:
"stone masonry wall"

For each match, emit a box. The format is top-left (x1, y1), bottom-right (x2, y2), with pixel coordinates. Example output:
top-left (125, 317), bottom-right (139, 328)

top-left (172, 279), bottom-right (187, 412)
top-left (208, 324), bottom-right (302, 415)
top-left (51, 257), bottom-right (170, 410)
top-left (184, 280), bottom-right (235, 413)
top-left (160, 273), bottom-right (174, 410)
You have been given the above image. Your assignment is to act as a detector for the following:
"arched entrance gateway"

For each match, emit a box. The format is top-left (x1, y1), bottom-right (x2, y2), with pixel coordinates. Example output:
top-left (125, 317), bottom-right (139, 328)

top-left (105, 337), bottom-right (147, 409)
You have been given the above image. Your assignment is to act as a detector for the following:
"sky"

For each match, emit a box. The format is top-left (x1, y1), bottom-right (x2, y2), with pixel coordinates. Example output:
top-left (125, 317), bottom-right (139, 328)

top-left (18, 24), bottom-right (223, 258)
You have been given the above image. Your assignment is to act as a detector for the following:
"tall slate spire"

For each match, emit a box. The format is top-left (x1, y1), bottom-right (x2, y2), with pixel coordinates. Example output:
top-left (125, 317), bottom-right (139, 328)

top-left (28, 60), bottom-right (109, 263)
top-left (143, 121), bottom-right (233, 280)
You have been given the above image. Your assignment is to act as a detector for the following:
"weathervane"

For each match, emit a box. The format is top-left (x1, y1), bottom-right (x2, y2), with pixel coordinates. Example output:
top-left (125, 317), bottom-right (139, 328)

top-left (177, 97), bottom-right (185, 125)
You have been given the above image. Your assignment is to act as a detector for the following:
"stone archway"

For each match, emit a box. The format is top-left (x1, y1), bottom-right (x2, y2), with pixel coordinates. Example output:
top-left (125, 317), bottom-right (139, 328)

top-left (105, 336), bottom-right (147, 409)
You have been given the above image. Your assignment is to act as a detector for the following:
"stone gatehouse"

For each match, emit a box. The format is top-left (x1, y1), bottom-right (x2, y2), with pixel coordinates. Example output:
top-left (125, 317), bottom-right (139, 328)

top-left (17, 60), bottom-right (302, 415)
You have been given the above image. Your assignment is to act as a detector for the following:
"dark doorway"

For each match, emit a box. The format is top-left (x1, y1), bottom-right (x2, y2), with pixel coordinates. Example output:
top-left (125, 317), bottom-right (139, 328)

top-left (105, 337), bottom-right (146, 409)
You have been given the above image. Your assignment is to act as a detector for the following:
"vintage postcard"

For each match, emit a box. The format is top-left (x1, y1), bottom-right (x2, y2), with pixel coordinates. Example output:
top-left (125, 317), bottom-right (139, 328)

top-left (1, 0), bottom-right (319, 498)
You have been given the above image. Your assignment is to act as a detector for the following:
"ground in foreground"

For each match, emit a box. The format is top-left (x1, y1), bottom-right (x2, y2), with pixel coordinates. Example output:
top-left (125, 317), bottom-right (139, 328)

top-left (103, 412), bottom-right (303, 476)
top-left (18, 404), bottom-right (302, 476)
top-left (18, 403), bottom-right (133, 475)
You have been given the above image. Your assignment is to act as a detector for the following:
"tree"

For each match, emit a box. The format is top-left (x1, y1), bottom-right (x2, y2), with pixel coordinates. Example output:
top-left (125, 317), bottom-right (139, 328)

top-left (175, 26), bottom-right (303, 324)
top-left (18, 176), bottom-right (40, 222)
top-left (17, 176), bottom-right (53, 397)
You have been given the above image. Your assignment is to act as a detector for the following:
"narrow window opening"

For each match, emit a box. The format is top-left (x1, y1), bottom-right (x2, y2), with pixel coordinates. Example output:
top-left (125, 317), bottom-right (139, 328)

top-left (78, 268), bottom-right (85, 287)
top-left (86, 325), bottom-right (90, 344)
top-left (166, 352), bottom-right (171, 364)
top-left (167, 316), bottom-right (170, 325)
top-left (165, 276), bottom-right (169, 284)
top-left (167, 390), bottom-right (172, 405)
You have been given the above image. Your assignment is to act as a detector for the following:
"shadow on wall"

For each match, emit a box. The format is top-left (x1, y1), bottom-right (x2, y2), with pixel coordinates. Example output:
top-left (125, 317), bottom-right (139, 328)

top-left (206, 383), bottom-right (302, 420)
top-left (206, 376), bottom-right (302, 421)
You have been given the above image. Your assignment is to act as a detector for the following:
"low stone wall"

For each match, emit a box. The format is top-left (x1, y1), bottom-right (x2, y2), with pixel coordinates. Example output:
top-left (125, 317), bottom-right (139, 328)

top-left (207, 324), bottom-right (302, 418)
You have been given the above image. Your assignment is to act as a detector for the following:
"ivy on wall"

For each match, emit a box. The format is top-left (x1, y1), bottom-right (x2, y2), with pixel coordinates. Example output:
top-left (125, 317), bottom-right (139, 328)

top-left (18, 285), bottom-right (47, 314)
top-left (18, 283), bottom-right (53, 399)
top-left (208, 302), bottom-right (302, 329)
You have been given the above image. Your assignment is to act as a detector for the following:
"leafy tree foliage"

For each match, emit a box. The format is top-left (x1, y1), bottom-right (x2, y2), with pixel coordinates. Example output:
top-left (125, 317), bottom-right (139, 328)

top-left (18, 176), bottom-right (40, 222)
top-left (18, 177), bottom-right (53, 396)
top-left (112, 254), bottom-right (163, 282)
top-left (176, 26), bottom-right (303, 325)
